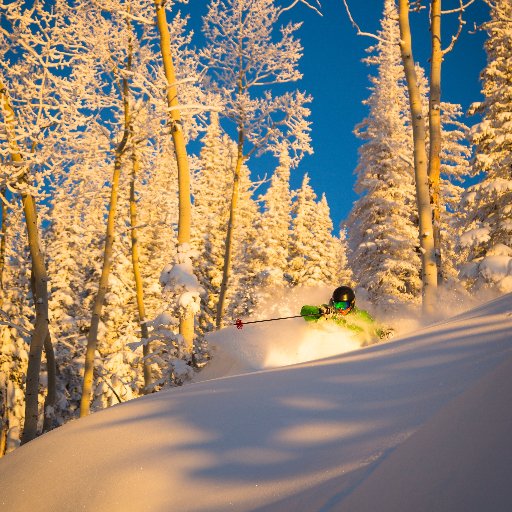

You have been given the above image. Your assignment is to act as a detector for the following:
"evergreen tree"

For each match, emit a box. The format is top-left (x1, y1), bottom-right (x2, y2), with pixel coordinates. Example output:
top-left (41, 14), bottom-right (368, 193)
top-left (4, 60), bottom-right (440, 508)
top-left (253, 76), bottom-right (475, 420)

top-left (459, 0), bottom-right (512, 293)
top-left (437, 101), bottom-right (471, 283)
top-left (346, 0), bottom-right (421, 310)
top-left (224, 164), bottom-right (261, 321)
top-left (346, 0), bottom-right (471, 308)
top-left (251, 147), bottom-right (293, 288)
top-left (290, 175), bottom-right (350, 287)
top-left (193, 113), bottom-right (235, 332)
top-left (46, 157), bottom-right (108, 423)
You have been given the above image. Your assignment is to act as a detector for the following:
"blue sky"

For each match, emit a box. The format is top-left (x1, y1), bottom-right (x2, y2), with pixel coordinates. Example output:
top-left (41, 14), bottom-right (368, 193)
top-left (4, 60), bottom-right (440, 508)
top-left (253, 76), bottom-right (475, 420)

top-left (184, 0), bottom-right (490, 230)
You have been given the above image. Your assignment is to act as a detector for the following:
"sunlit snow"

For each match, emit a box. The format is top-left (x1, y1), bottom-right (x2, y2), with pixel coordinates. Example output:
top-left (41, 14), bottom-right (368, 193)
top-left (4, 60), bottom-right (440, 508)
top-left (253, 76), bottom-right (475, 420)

top-left (1, 293), bottom-right (512, 511)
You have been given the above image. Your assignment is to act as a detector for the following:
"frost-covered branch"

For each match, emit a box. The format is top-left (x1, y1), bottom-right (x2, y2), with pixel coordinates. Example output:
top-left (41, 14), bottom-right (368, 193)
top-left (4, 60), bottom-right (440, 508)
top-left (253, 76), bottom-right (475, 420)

top-left (166, 103), bottom-right (222, 113)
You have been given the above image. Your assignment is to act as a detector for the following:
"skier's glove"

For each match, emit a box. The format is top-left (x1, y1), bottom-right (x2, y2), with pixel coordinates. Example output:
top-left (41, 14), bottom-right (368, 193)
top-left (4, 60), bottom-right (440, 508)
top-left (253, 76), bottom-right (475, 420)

top-left (319, 305), bottom-right (332, 317)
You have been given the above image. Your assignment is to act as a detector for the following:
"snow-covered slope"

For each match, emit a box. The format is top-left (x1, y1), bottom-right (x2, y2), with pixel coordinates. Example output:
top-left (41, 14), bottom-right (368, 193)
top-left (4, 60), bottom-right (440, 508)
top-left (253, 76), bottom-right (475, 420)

top-left (2, 294), bottom-right (512, 512)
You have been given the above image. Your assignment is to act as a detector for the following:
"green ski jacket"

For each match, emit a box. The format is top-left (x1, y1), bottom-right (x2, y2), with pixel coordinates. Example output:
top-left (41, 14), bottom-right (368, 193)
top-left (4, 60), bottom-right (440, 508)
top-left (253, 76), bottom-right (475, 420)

top-left (300, 304), bottom-right (387, 344)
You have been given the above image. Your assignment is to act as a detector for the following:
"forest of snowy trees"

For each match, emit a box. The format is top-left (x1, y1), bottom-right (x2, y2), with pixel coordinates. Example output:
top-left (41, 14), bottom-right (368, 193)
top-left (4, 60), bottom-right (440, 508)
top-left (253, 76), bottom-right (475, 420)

top-left (0, 0), bottom-right (510, 454)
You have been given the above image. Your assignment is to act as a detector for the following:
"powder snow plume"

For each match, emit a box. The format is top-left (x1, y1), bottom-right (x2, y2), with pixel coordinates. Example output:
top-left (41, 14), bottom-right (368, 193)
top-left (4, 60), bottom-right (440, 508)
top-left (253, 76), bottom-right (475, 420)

top-left (195, 284), bottom-right (478, 382)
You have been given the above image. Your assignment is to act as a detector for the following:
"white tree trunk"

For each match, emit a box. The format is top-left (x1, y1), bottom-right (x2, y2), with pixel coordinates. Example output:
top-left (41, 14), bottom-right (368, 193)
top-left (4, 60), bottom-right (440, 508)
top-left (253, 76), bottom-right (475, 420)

top-left (129, 151), bottom-right (151, 392)
top-left (398, 0), bottom-right (438, 315)
top-left (0, 81), bottom-right (54, 443)
top-left (428, 0), bottom-right (443, 282)
top-left (79, 64), bottom-right (131, 416)
top-left (216, 132), bottom-right (244, 329)
top-left (154, 0), bottom-right (194, 354)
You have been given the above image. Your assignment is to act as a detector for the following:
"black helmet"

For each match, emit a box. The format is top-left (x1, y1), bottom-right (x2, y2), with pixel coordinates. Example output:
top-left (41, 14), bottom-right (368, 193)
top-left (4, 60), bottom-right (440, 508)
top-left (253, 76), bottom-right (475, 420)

top-left (331, 286), bottom-right (355, 304)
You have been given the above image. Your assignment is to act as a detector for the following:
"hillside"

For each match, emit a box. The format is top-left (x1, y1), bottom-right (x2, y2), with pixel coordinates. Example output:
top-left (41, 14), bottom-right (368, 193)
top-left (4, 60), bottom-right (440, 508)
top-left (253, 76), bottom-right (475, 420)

top-left (1, 294), bottom-right (512, 511)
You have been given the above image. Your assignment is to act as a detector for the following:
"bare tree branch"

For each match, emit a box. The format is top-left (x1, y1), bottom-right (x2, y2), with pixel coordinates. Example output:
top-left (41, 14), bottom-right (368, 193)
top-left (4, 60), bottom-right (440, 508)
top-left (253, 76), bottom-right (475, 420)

top-left (443, 0), bottom-right (465, 55)
top-left (278, 0), bottom-right (322, 18)
top-left (341, 0), bottom-right (387, 43)
top-left (441, 0), bottom-right (476, 14)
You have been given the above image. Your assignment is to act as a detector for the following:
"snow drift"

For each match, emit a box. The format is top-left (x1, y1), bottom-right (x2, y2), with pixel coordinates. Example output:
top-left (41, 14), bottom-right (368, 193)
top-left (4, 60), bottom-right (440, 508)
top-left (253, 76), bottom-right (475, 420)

top-left (1, 294), bottom-right (512, 512)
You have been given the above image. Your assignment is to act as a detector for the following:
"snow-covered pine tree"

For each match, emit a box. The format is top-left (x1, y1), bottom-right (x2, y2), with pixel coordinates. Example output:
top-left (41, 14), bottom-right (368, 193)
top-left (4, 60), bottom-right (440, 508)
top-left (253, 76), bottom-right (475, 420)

top-left (225, 164), bottom-right (261, 322)
top-left (250, 147), bottom-right (293, 292)
top-left (192, 113), bottom-right (236, 332)
top-left (412, 65), bottom-right (472, 286)
top-left (289, 174), bottom-right (351, 288)
top-left (314, 194), bottom-right (352, 286)
top-left (46, 154), bottom-right (109, 424)
top-left (346, 0), bottom-right (471, 309)
top-left (459, 0), bottom-right (512, 293)
top-left (436, 101), bottom-right (471, 283)
top-left (345, 0), bottom-right (421, 310)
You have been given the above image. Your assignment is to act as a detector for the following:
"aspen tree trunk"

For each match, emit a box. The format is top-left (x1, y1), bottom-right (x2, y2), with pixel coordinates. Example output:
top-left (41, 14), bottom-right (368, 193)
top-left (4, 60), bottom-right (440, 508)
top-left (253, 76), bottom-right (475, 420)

top-left (154, 0), bottom-right (194, 354)
top-left (0, 390), bottom-right (6, 457)
top-left (0, 192), bottom-right (6, 456)
top-left (20, 194), bottom-right (50, 443)
top-left (0, 82), bottom-right (54, 443)
top-left (398, 0), bottom-right (437, 315)
top-left (42, 331), bottom-right (55, 431)
top-left (129, 151), bottom-right (151, 392)
top-left (216, 130), bottom-right (244, 329)
top-left (79, 77), bottom-right (130, 417)
top-left (429, 0), bottom-right (443, 282)
top-left (0, 192), bottom-right (6, 289)
top-left (27, 270), bottom-right (55, 432)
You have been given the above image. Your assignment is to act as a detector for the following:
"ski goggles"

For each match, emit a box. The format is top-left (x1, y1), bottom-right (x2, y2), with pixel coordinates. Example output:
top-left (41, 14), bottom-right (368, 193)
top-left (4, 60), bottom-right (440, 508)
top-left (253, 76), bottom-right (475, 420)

top-left (332, 300), bottom-right (352, 311)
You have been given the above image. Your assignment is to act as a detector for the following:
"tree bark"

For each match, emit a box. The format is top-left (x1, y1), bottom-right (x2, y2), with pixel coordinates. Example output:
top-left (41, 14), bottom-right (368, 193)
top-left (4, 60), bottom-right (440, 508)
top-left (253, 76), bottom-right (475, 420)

top-left (129, 151), bottom-right (151, 392)
top-left (20, 193), bottom-right (50, 443)
top-left (216, 130), bottom-right (244, 329)
top-left (154, 0), bottom-right (194, 354)
top-left (428, 0), bottom-right (443, 282)
top-left (0, 389), bottom-right (7, 457)
top-left (0, 80), bottom-right (54, 443)
top-left (0, 191), bottom-right (6, 290)
top-left (42, 331), bottom-right (55, 431)
top-left (79, 71), bottom-right (130, 416)
top-left (0, 195), bottom-right (6, 456)
top-left (398, 0), bottom-right (438, 315)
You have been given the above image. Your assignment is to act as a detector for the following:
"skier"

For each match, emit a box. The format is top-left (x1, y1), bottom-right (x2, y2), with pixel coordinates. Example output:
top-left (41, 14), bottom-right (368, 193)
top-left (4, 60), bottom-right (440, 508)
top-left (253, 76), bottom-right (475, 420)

top-left (300, 286), bottom-right (392, 344)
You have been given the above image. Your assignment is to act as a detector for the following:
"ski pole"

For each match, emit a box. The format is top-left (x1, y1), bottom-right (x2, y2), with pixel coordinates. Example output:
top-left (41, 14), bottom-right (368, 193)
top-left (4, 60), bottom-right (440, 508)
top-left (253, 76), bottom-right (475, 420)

top-left (234, 314), bottom-right (319, 329)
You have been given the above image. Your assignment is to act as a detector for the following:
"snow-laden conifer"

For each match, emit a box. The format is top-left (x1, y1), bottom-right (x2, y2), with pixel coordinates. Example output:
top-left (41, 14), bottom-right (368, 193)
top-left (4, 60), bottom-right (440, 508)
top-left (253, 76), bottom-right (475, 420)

top-left (193, 113), bottom-right (235, 332)
top-left (346, 0), bottom-right (471, 309)
top-left (346, 0), bottom-right (421, 310)
top-left (459, 0), bottom-right (512, 293)
top-left (225, 166), bottom-right (261, 321)
top-left (46, 158), bottom-right (108, 423)
top-left (289, 175), bottom-right (350, 287)
top-left (251, 147), bottom-right (293, 289)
